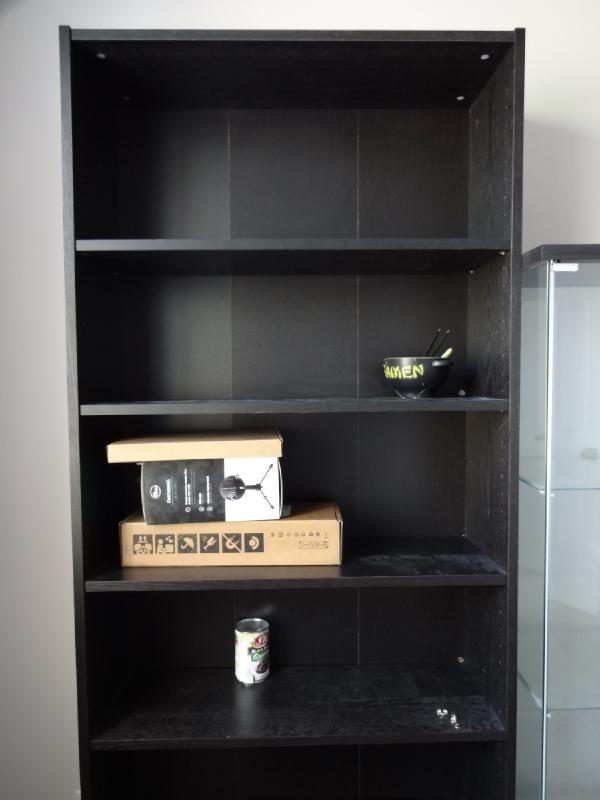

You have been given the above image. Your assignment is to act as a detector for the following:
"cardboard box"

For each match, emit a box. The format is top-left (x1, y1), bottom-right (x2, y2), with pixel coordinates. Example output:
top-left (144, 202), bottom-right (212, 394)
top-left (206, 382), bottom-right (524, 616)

top-left (107, 430), bottom-right (283, 524)
top-left (107, 429), bottom-right (282, 463)
top-left (120, 502), bottom-right (342, 567)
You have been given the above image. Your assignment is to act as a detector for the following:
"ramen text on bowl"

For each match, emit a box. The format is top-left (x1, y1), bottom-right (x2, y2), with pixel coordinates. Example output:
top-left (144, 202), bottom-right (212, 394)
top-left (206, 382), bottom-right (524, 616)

top-left (383, 363), bottom-right (425, 380)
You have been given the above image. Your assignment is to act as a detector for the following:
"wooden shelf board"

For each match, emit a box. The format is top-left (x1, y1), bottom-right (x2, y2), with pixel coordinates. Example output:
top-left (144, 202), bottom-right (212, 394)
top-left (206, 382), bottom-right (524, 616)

top-left (80, 397), bottom-right (509, 416)
top-left (76, 237), bottom-right (510, 252)
top-left (91, 663), bottom-right (505, 750)
top-left (86, 537), bottom-right (506, 592)
top-left (75, 238), bottom-right (510, 275)
top-left (72, 29), bottom-right (517, 43)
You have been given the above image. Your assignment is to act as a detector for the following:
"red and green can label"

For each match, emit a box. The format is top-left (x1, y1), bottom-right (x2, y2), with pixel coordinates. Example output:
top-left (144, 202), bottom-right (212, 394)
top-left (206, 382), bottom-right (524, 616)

top-left (235, 619), bottom-right (270, 684)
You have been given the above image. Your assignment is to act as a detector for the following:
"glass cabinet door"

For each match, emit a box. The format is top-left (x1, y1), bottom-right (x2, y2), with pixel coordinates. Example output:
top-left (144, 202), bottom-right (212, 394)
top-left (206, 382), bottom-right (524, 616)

top-left (517, 261), bottom-right (548, 800)
top-left (546, 261), bottom-right (600, 800)
top-left (518, 254), bottom-right (600, 800)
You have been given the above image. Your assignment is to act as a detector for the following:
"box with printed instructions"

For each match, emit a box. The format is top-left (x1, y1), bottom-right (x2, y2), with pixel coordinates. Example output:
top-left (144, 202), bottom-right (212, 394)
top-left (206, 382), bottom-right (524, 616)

top-left (107, 430), bottom-right (283, 524)
top-left (119, 502), bottom-right (342, 567)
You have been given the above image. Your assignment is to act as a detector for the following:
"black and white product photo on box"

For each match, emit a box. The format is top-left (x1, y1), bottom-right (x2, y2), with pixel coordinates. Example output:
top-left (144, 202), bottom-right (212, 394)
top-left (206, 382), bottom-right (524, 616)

top-left (141, 456), bottom-right (282, 524)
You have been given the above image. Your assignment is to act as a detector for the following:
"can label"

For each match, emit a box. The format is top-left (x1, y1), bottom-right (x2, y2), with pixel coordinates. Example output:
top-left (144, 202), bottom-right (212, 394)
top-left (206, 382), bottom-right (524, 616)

top-left (235, 622), bottom-right (270, 684)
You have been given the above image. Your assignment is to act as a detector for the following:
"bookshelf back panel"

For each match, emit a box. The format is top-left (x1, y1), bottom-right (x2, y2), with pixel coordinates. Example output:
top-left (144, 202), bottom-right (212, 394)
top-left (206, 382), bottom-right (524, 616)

top-left (359, 109), bottom-right (468, 237)
top-left (230, 109), bottom-right (358, 238)
top-left (76, 271), bottom-right (475, 403)
top-left (72, 105), bottom-right (494, 241)
top-left (87, 587), bottom-right (466, 671)
top-left (116, 110), bottom-right (230, 239)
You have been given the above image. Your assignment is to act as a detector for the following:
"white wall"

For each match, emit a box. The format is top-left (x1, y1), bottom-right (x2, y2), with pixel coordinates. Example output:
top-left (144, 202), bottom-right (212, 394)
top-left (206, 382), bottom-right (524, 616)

top-left (1, 1), bottom-right (599, 797)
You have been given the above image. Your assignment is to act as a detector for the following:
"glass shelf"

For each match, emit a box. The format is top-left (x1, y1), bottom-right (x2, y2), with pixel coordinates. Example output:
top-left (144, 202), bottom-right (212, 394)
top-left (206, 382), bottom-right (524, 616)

top-left (520, 456), bottom-right (600, 492)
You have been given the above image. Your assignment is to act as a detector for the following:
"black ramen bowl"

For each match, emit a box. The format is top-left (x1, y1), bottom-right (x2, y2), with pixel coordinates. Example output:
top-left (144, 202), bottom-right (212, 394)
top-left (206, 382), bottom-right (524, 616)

top-left (382, 356), bottom-right (452, 399)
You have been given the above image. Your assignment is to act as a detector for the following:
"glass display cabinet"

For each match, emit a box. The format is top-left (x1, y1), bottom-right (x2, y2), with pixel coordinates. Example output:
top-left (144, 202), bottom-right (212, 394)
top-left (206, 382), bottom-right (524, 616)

top-left (517, 245), bottom-right (600, 800)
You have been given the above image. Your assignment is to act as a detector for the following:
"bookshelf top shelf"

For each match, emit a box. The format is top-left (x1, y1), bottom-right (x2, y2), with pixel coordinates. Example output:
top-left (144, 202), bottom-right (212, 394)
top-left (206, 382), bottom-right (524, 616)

top-left (70, 32), bottom-right (517, 110)
top-left (72, 29), bottom-right (518, 43)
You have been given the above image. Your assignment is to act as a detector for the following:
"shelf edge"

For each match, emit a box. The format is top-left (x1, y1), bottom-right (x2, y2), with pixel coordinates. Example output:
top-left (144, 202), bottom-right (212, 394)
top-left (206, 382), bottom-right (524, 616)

top-left (76, 237), bottom-right (512, 253)
top-left (80, 398), bottom-right (509, 416)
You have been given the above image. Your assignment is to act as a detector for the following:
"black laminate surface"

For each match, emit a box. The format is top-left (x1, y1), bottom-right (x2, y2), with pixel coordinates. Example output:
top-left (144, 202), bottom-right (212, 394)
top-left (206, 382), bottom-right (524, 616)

top-left (86, 536), bottom-right (505, 591)
top-left (230, 111), bottom-right (357, 238)
top-left (80, 397), bottom-right (509, 416)
top-left (522, 244), bottom-right (600, 269)
top-left (92, 663), bottom-right (505, 750)
top-left (71, 34), bottom-right (513, 109)
top-left (92, 746), bottom-right (471, 800)
top-left (75, 238), bottom-right (510, 274)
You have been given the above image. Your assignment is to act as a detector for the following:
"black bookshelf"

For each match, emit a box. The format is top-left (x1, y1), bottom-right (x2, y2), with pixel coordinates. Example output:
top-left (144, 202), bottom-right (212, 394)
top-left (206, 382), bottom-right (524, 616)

top-left (61, 26), bottom-right (524, 800)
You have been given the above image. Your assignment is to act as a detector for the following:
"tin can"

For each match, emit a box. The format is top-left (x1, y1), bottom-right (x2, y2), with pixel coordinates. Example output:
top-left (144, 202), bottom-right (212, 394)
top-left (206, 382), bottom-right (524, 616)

top-left (235, 618), bottom-right (270, 685)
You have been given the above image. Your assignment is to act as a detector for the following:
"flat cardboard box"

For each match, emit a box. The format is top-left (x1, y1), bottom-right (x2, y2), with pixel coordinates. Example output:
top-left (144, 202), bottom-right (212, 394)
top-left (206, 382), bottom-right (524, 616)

top-left (107, 429), bottom-right (283, 463)
top-left (120, 502), bottom-right (342, 567)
